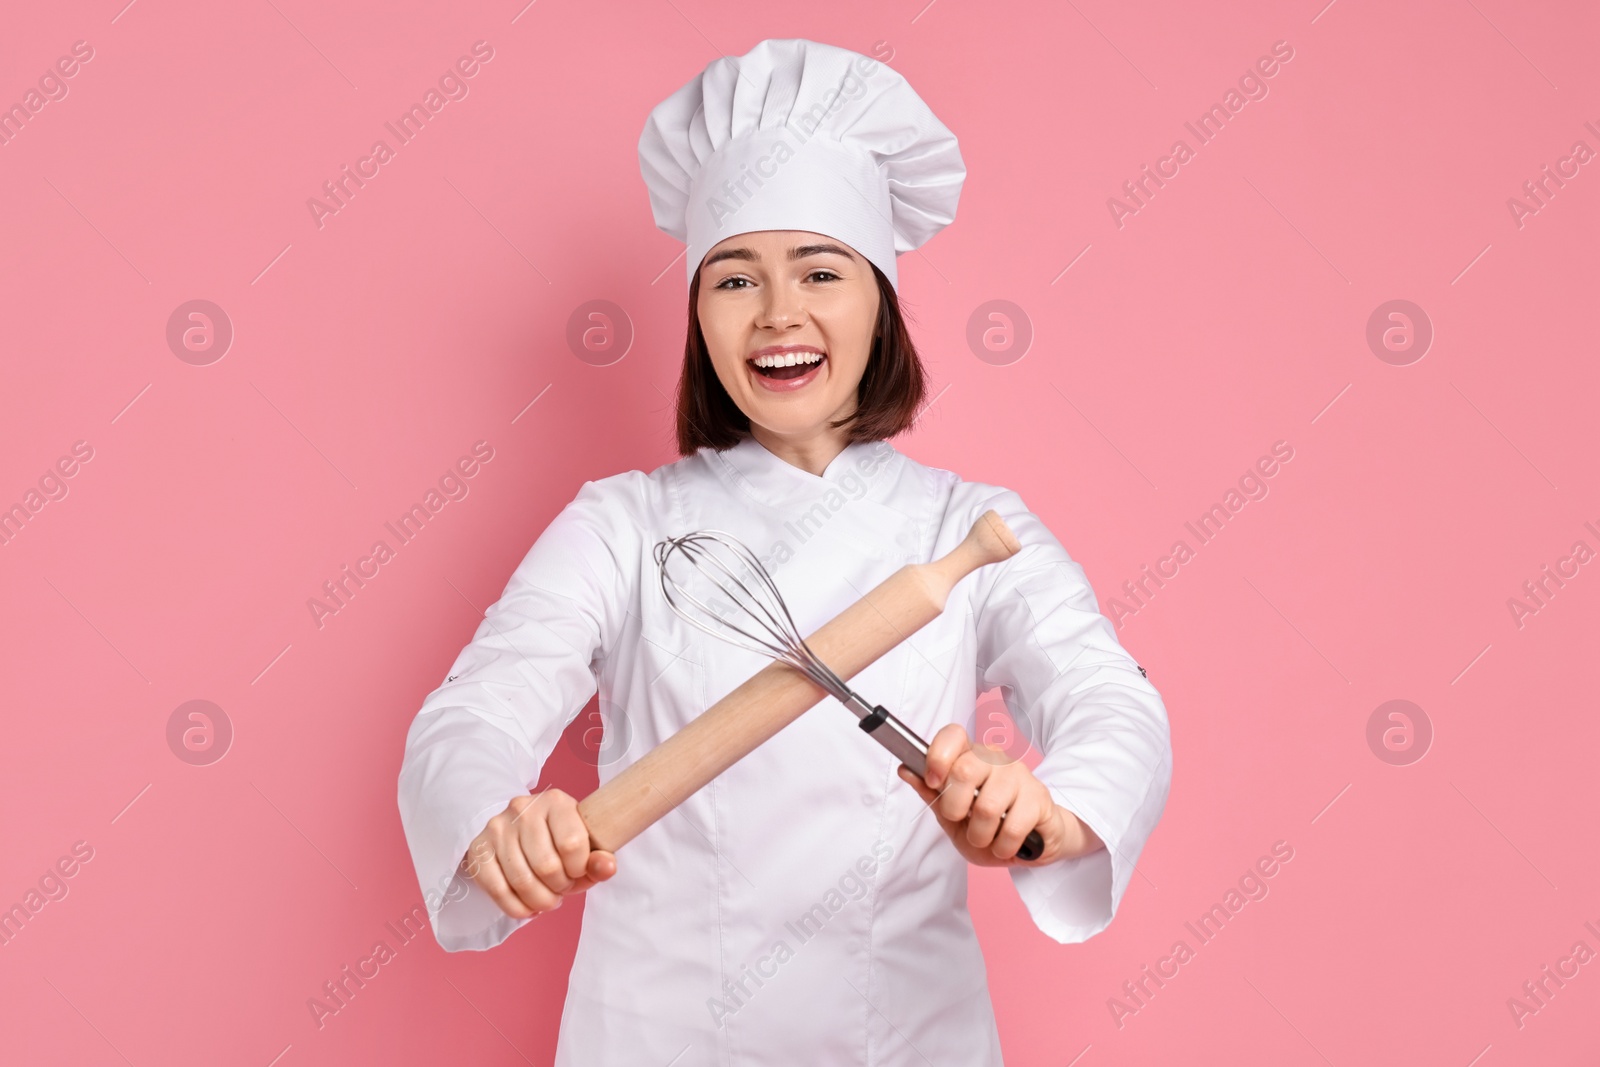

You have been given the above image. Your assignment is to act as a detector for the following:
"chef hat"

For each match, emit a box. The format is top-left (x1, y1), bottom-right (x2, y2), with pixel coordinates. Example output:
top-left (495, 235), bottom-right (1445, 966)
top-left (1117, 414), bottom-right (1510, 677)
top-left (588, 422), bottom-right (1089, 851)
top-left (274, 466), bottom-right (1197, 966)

top-left (638, 38), bottom-right (965, 290)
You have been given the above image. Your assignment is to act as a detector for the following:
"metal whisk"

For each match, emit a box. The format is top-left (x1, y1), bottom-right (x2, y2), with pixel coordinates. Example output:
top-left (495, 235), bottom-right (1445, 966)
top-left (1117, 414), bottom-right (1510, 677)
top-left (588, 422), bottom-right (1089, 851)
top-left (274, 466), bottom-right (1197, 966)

top-left (653, 528), bottom-right (1044, 861)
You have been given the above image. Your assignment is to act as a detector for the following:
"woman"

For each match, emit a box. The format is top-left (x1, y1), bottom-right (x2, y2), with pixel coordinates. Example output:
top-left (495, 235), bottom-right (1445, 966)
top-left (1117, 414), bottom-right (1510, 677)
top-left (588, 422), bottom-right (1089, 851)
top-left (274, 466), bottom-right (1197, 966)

top-left (397, 38), bottom-right (1171, 1064)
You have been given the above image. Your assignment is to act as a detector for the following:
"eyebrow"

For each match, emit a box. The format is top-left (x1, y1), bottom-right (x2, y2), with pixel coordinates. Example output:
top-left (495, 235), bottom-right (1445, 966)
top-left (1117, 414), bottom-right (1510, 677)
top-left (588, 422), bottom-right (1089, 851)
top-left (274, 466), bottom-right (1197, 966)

top-left (701, 242), bottom-right (858, 269)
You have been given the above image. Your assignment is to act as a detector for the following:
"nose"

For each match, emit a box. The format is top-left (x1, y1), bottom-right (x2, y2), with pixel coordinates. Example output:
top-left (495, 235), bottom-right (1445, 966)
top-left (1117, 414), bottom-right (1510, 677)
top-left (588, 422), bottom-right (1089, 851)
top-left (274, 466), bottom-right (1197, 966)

top-left (756, 279), bottom-right (807, 331)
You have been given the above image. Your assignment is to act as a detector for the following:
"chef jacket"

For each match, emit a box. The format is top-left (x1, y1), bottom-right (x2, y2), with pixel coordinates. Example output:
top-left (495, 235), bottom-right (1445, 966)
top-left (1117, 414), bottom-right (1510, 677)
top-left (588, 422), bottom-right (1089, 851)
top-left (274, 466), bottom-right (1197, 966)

top-left (397, 433), bottom-right (1172, 1065)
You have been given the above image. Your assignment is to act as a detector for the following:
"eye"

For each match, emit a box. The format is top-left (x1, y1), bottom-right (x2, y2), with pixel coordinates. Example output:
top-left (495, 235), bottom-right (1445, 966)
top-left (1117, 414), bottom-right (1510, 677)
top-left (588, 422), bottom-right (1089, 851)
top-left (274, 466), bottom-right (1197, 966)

top-left (807, 269), bottom-right (841, 282)
top-left (713, 276), bottom-right (752, 290)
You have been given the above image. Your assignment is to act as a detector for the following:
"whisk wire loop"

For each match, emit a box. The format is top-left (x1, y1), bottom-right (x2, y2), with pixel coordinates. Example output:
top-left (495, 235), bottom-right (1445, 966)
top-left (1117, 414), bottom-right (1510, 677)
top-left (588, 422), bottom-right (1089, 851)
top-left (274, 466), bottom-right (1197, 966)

top-left (654, 530), bottom-right (856, 701)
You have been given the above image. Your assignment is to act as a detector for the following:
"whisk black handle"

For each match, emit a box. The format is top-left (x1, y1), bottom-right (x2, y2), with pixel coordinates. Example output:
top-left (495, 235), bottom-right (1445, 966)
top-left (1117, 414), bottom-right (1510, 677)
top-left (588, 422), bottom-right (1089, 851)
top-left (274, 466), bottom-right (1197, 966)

top-left (861, 705), bottom-right (1045, 862)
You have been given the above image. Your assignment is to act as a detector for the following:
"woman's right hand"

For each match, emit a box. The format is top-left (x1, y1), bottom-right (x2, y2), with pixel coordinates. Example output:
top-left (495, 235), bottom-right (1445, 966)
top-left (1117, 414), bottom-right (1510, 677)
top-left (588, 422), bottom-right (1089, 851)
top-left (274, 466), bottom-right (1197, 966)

top-left (461, 789), bottom-right (617, 919)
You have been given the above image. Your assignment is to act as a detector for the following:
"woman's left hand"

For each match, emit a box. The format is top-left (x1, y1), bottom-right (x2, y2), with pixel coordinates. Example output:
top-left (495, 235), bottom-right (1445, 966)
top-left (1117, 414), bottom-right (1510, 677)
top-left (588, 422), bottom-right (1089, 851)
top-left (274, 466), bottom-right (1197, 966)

top-left (895, 723), bottom-right (1104, 866)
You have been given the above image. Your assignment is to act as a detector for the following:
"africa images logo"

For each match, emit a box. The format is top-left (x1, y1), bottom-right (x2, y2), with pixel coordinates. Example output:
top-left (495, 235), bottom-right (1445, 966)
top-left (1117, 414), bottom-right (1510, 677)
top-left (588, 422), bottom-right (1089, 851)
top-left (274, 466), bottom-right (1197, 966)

top-left (305, 41), bottom-right (496, 229)
top-left (306, 441), bottom-right (495, 629)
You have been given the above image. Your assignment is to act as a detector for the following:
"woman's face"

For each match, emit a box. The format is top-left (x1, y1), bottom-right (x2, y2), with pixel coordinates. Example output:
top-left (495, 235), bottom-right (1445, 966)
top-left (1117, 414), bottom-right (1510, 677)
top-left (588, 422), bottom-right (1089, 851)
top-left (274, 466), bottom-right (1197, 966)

top-left (695, 229), bottom-right (880, 443)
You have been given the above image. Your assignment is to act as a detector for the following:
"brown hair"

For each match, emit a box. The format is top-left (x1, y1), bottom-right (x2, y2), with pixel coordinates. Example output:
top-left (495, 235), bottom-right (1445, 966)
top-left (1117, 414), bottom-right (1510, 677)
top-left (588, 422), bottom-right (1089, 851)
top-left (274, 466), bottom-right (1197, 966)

top-left (673, 261), bottom-right (928, 455)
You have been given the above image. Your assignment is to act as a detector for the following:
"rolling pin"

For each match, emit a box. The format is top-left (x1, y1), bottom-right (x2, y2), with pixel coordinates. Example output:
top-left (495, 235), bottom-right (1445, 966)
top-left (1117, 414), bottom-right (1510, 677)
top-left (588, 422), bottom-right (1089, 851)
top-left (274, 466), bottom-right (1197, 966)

top-left (577, 509), bottom-right (1024, 853)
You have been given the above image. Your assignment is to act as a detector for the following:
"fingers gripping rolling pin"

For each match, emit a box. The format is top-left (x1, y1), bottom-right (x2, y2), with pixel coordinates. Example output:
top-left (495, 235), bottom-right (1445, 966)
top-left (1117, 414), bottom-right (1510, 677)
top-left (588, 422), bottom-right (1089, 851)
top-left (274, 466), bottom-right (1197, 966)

top-left (576, 510), bottom-right (1045, 860)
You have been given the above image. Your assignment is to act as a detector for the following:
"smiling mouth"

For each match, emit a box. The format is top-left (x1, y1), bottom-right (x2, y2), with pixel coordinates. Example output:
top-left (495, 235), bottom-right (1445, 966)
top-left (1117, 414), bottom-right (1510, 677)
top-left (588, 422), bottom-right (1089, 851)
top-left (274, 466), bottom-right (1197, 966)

top-left (749, 351), bottom-right (827, 380)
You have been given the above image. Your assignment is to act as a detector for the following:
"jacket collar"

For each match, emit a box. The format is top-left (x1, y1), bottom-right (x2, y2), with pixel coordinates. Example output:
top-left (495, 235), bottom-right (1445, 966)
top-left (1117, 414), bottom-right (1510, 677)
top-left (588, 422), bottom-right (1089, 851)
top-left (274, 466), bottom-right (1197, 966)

top-left (707, 433), bottom-right (903, 510)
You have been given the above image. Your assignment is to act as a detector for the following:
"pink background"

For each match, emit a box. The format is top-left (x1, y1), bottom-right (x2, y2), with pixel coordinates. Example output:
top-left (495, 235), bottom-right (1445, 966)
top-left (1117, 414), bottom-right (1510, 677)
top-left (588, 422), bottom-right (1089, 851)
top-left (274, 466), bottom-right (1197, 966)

top-left (2, 0), bottom-right (1597, 1063)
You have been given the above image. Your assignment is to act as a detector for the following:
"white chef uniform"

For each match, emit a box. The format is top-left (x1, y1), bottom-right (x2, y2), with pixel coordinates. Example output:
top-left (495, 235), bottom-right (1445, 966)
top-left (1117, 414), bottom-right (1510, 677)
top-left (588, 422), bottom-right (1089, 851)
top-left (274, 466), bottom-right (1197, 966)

top-left (396, 434), bottom-right (1172, 1065)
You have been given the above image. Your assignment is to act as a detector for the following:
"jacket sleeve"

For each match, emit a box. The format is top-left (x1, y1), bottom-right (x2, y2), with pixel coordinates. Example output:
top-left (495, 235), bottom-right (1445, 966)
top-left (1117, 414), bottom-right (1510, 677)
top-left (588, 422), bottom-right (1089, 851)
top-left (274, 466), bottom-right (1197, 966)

top-left (969, 487), bottom-right (1172, 944)
top-left (396, 475), bottom-right (637, 952)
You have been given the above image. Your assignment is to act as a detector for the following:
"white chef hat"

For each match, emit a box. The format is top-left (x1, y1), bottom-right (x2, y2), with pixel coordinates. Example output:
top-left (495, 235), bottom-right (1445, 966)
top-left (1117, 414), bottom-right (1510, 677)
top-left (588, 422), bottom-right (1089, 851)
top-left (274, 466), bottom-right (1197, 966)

top-left (638, 38), bottom-right (965, 290)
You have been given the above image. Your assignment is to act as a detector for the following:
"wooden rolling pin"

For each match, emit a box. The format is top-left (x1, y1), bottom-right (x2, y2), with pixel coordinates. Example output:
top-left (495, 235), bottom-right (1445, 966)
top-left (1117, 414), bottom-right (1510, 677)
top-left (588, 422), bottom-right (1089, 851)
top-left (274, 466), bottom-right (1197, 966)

top-left (577, 509), bottom-right (1022, 853)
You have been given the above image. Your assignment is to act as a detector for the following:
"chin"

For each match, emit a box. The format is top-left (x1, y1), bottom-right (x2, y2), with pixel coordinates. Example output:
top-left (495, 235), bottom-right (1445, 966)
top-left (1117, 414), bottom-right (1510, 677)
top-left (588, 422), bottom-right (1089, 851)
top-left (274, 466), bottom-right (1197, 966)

top-left (746, 404), bottom-right (833, 437)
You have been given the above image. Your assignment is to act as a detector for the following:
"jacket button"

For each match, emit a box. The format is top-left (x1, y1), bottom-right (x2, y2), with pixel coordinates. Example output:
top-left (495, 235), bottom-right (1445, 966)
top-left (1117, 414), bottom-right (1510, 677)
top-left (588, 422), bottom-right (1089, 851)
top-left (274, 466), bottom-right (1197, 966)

top-left (861, 792), bottom-right (878, 806)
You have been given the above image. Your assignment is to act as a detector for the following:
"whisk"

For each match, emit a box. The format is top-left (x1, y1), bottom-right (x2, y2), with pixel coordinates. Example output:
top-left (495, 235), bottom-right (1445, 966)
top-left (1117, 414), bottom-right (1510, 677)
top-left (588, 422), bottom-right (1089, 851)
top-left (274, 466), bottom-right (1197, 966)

top-left (654, 529), bottom-right (1044, 862)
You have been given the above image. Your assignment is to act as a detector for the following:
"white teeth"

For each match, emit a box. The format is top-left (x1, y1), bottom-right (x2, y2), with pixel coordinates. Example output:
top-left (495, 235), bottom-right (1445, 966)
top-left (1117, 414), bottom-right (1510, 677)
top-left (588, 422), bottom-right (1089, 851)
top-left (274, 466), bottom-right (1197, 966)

top-left (751, 351), bottom-right (824, 368)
